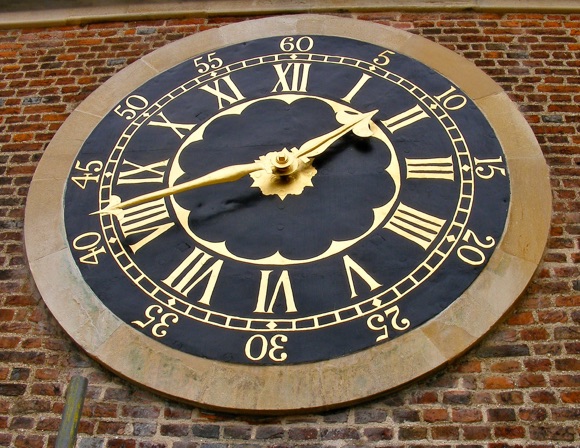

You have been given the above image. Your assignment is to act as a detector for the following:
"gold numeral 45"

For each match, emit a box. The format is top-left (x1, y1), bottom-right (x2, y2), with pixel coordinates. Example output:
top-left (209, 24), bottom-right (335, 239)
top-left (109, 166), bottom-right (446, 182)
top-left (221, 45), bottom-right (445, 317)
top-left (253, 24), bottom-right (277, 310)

top-left (70, 160), bottom-right (103, 190)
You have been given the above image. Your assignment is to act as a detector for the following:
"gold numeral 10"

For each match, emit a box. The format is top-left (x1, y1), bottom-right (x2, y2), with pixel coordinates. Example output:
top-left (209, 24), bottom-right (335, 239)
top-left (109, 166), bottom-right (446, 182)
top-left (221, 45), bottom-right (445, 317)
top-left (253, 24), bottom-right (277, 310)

top-left (434, 86), bottom-right (467, 110)
top-left (70, 160), bottom-right (103, 190)
top-left (72, 232), bottom-right (107, 265)
top-left (244, 334), bottom-right (288, 362)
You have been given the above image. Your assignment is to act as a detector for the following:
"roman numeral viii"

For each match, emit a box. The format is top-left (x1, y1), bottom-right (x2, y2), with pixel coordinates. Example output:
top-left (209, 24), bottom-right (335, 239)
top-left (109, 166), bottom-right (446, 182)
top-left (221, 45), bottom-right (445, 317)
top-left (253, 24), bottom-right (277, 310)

top-left (118, 198), bottom-right (175, 253)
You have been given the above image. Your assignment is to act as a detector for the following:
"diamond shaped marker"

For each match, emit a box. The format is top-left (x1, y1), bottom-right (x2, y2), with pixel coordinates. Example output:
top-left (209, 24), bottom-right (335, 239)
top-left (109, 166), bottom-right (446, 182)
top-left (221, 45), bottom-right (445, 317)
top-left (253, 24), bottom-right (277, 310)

top-left (266, 321), bottom-right (277, 330)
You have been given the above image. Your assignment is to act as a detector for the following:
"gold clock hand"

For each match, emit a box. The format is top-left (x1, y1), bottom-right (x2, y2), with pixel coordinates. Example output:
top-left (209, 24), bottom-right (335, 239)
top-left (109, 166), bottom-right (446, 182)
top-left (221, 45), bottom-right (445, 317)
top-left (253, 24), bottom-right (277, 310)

top-left (96, 160), bottom-right (263, 214)
top-left (97, 109), bottom-right (378, 214)
top-left (295, 109), bottom-right (378, 161)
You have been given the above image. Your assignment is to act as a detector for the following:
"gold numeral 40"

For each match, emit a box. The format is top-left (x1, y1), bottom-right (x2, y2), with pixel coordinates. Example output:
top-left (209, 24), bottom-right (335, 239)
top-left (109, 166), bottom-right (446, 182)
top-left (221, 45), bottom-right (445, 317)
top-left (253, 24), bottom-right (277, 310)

top-left (72, 231), bottom-right (107, 265)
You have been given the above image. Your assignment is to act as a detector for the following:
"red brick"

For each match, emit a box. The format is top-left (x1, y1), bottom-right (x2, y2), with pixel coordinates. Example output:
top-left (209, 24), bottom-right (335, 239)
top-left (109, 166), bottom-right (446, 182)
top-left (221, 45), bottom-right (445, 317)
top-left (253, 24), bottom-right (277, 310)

top-left (494, 425), bottom-right (526, 438)
top-left (423, 408), bottom-right (448, 422)
top-left (463, 425), bottom-right (491, 440)
top-left (560, 391), bottom-right (580, 403)
top-left (483, 376), bottom-right (515, 389)
top-left (432, 425), bottom-right (459, 439)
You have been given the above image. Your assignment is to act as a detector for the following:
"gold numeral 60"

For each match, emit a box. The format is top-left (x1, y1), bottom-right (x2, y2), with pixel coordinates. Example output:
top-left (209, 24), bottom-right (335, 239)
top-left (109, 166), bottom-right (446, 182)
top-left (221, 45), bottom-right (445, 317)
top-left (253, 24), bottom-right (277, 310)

top-left (280, 36), bottom-right (313, 52)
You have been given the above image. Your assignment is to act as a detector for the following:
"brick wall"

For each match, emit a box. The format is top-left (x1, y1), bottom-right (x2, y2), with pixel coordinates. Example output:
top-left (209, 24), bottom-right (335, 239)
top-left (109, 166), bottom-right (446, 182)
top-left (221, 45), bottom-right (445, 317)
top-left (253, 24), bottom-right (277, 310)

top-left (0, 12), bottom-right (578, 448)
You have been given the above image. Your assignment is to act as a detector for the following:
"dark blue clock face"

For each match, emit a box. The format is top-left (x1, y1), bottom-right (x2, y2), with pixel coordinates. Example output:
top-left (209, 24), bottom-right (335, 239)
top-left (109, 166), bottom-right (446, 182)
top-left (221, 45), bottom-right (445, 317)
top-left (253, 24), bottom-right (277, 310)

top-left (64, 35), bottom-right (509, 365)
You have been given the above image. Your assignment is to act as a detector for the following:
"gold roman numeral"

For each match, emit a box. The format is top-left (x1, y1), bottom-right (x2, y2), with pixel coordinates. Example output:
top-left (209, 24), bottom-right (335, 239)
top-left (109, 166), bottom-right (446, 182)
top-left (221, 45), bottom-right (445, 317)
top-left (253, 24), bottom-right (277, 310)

top-left (199, 75), bottom-right (245, 109)
top-left (162, 247), bottom-right (223, 305)
top-left (147, 112), bottom-right (196, 139)
top-left (381, 104), bottom-right (429, 133)
top-left (118, 198), bottom-right (175, 253)
top-left (117, 159), bottom-right (169, 185)
top-left (254, 270), bottom-right (297, 314)
top-left (272, 63), bottom-right (311, 93)
top-left (405, 156), bottom-right (455, 181)
top-left (341, 73), bottom-right (372, 103)
top-left (343, 255), bottom-right (382, 299)
top-left (384, 203), bottom-right (446, 249)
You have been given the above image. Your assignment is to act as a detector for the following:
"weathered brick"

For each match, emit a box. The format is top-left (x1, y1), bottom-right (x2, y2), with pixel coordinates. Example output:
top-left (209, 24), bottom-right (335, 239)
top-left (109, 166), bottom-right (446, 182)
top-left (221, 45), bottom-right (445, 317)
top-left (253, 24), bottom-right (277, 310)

top-left (494, 425), bottom-right (526, 438)
top-left (159, 424), bottom-right (189, 437)
top-left (423, 408), bottom-right (448, 422)
top-left (191, 424), bottom-right (220, 438)
top-left (223, 425), bottom-right (252, 440)
top-left (0, 383), bottom-right (26, 396)
top-left (289, 427), bottom-right (318, 440)
top-left (488, 408), bottom-right (516, 422)
top-left (451, 408), bottom-right (482, 423)
top-left (255, 425), bottom-right (284, 439)
top-left (398, 426), bottom-right (428, 440)
top-left (320, 427), bottom-right (359, 440)
top-left (363, 427), bottom-right (394, 441)
top-left (530, 425), bottom-right (576, 441)
top-left (431, 425), bottom-right (459, 440)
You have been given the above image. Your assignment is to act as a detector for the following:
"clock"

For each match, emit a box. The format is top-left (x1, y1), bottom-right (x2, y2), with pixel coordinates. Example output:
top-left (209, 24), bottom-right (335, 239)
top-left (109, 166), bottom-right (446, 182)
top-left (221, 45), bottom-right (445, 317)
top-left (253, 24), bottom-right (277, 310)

top-left (25, 15), bottom-right (550, 413)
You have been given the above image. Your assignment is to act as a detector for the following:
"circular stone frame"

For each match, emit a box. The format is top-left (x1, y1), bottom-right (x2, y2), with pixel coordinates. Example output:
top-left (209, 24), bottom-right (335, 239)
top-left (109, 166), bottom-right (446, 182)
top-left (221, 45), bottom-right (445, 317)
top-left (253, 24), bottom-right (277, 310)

top-left (25, 15), bottom-right (551, 414)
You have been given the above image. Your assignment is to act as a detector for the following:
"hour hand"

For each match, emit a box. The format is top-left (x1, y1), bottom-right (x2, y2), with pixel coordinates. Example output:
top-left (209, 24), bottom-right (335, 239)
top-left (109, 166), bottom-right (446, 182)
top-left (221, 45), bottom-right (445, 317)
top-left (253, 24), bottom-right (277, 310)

top-left (295, 109), bottom-right (378, 162)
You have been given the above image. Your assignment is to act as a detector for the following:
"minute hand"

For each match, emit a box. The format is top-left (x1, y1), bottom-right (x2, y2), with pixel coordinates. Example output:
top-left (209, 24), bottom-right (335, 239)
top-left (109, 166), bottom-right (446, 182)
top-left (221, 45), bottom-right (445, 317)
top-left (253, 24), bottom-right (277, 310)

top-left (295, 109), bottom-right (378, 161)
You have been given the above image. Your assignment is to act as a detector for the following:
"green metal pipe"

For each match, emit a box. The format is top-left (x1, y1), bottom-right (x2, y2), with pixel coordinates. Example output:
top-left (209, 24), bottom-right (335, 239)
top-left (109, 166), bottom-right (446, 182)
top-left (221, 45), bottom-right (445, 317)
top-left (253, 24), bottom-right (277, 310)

top-left (55, 375), bottom-right (88, 448)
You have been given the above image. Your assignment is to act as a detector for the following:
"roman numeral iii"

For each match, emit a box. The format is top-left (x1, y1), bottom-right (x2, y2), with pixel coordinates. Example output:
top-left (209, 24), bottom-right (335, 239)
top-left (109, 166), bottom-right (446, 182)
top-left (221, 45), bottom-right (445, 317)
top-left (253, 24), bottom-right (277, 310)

top-left (384, 203), bottom-right (446, 250)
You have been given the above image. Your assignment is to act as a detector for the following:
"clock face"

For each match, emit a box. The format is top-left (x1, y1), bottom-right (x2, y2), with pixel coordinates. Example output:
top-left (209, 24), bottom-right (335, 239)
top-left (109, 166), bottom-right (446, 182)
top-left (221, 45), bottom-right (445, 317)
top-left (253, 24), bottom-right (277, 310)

top-left (63, 34), bottom-right (509, 365)
top-left (26, 15), bottom-right (550, 412)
